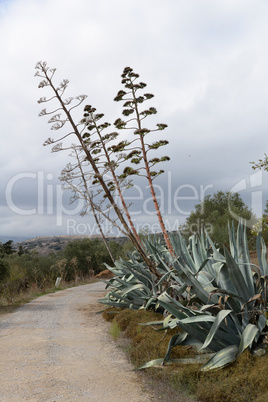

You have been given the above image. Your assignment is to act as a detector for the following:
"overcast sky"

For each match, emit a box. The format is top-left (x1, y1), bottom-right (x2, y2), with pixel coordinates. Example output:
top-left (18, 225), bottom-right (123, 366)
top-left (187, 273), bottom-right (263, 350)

top-left (1, 0), bottom-right (268, 240)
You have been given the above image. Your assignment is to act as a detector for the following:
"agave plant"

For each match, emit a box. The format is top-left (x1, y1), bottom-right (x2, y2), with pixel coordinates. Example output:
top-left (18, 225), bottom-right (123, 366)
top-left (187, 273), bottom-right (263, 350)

top-left (98, 234), bottom-right (180, 311)
top-left (140, 221), bottom-right (268, 370)
top-left (98, 249), bottom-right (165, 310)
top-left (99, 221), bottom-right (268, 370)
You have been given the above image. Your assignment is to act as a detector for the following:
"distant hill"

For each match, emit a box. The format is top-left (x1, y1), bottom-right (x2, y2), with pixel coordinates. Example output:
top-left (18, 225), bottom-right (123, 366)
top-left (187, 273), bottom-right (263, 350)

top-left (12, 235), bottom-right (128, 256)
top-left (0, 236), bottom-right (31, 244)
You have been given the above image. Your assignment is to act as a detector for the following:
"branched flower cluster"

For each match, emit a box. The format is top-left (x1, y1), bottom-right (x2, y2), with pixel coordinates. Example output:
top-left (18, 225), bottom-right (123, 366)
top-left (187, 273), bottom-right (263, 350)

top-left (36, 61), bottom-right (174, 273)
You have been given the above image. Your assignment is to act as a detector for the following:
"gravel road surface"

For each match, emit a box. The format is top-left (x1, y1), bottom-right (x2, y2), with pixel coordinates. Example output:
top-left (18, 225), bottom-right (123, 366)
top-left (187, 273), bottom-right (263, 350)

top-left (0, 282), bottom-right (153, 401)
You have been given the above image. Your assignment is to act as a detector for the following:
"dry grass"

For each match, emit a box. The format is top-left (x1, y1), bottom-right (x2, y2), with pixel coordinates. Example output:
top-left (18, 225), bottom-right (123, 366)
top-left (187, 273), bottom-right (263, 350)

top-left (0, 277), bottom-right (96, 316)
top-left (0, 288), bottom-right (49, 316)
top-left (109, 318), bottom-right (121, 340)
top-left (103, 307), bottom-right (268, 402)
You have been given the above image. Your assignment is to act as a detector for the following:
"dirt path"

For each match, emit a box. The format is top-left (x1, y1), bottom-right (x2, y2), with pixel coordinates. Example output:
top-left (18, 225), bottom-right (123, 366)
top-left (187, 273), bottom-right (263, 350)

top-left (0, 282), bottom-right (153, 401)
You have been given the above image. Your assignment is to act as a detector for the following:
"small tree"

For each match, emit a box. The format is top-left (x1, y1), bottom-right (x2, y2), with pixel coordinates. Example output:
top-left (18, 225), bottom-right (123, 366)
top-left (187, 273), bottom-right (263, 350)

top-left (251, 200), bottom-right (268, 243)
top-left (0, 240), bottom-right (14, 257)
top-left (0, 259), bottom-right (10, 283)
top-left (63, 238), bottom-right (122, 276)
top-left (250, 155), bottom-right (268, 244)
top-left (183, 191), bottom-right (253, 246)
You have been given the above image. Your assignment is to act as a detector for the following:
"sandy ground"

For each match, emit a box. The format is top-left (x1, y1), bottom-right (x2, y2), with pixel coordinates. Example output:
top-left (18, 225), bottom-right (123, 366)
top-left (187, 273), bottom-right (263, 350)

top-left (0, 282), bottom-right (153, 401)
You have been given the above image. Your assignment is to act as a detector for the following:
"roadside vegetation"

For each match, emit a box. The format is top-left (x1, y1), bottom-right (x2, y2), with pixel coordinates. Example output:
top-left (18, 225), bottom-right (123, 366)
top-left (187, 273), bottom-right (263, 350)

top-left (100, 212), bottom-right (268, 401)
top-left (0, 237), bottom-right (124, 309)
top-left (100, 220), bottom-right (268, 367)
top-left (103, 307), bottom-right (268, 401)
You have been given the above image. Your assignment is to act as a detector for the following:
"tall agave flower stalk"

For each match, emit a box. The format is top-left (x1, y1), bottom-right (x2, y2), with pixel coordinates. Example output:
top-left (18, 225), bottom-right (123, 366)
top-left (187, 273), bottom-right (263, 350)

top-left (113, 67), bottom-right (174, 256)
top-left (82, 105), bottom-right (144, 253)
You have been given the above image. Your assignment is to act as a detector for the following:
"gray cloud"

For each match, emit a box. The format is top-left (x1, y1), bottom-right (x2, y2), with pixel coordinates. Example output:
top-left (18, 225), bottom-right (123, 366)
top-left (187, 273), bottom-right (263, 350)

top-left (1, 0), bottom-right (268, 239)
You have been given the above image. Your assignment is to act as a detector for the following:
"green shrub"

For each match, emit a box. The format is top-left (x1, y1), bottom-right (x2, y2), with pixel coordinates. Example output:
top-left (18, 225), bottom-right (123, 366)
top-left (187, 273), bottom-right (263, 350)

top-left (0, 258), bottom-right (10, 282)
